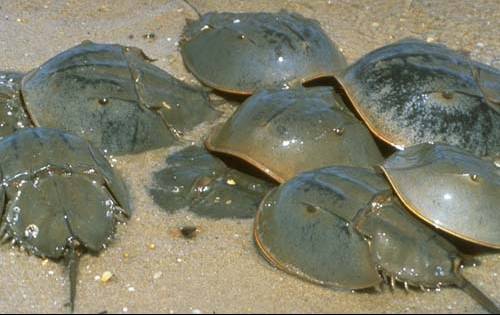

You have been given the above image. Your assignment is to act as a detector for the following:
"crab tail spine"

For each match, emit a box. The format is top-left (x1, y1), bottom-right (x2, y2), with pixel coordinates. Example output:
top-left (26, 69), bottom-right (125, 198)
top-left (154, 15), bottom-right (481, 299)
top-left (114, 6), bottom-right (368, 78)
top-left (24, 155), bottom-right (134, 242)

top-left (183, 0), bottom-right (202, 18)
top-left (456, 274), bottom-right (500, 314)
top-left (66, 247), bottom-right (80, 313)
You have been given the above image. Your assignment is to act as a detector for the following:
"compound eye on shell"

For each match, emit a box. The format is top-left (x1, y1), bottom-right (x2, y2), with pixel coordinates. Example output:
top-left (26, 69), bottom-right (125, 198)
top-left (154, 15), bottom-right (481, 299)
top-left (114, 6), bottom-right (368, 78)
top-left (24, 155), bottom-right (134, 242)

top-left (98, 97), bottom-right (109, 105)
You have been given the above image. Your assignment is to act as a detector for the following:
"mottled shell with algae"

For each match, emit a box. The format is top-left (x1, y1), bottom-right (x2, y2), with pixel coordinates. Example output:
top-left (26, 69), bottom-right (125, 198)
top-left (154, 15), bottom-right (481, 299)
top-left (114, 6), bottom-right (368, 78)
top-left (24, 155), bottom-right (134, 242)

top-left (338, 39), bottom-right (500, 156)
top-left (21, 41), bottom-right (219, 155)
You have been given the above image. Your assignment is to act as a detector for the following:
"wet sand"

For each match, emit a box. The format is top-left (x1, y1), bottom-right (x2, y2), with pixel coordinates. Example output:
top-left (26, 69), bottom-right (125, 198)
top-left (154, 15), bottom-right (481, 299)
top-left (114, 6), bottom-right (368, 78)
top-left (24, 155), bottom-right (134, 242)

top-left (0, 0), bottom-right (499, 313)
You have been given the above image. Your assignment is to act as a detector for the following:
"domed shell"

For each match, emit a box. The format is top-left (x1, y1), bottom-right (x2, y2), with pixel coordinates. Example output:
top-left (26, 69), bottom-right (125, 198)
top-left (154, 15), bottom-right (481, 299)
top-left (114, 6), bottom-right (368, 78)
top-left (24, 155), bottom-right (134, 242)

top-left (0, 128), bottom-right (130, 218)
top-left (180, 11), bottom-right (347, 95)
top-left (206, 87), bottom-right (383, 183)
top-left (21, 41), bottom-right (219, 155)
top-left (255, 165), bottom-right (500, 312)
top-left (338, 39), bottom-right (500, 156)
top-left (0, 128), bottom-right (131, 311)
top-left (254, 167), bottom-right (385, 289)
top-left (381, 143), bottom-right (500, 249)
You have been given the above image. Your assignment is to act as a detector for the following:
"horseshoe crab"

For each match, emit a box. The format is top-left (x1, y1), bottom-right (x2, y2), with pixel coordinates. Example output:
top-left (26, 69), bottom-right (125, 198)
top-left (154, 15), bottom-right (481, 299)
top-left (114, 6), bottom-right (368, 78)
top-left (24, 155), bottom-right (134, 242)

top-left (254, 166), bottom-right (499, 313)
top-left (20, 40), bottom-right (219, 155)
top-left (150, 145), bottom-right (274, 219)
top-left (180, 11), bottom-right (347, 95)
top-left (337, 39), bottom-right (499, 156)
top-left (206, 87), bottom-right (383, 183)
top-left (0, 72), bottom-right (30, 139)
top-left (0, 128), bottom-right (131, 311)
top-left (381, 143), bottom-right (500, 249)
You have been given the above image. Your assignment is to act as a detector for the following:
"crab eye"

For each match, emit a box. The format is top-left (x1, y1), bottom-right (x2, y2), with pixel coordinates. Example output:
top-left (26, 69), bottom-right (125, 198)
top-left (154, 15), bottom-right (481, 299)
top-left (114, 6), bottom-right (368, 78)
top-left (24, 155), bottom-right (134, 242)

top-left (441, 91), bottom-right (454, 99)
top-left (98, 98), bottom-right (109, 105)
top-left (469, 173), bottom-right (479, 182)
top-left (305, 204), bottom-right (317, 213)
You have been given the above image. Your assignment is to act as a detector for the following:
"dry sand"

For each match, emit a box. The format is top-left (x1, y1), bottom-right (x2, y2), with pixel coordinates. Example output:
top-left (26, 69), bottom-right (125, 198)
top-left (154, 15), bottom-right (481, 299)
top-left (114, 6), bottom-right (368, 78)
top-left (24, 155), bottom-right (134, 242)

top-left (0, 0), bottom-right (499, 313)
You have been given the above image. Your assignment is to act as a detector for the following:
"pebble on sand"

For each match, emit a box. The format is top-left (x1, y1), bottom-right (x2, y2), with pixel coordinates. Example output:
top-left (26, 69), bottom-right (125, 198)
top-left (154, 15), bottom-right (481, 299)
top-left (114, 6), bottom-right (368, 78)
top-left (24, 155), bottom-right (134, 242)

top-left (101, 271), bottom-right (114, 283)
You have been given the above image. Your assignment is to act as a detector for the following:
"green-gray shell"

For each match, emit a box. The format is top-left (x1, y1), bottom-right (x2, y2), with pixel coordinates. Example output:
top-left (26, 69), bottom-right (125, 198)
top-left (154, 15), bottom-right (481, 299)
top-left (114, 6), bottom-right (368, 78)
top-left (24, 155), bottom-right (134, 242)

top-left (339, 39), bottom-right (500, 156)
top-left (0, 72), bottom-right (31, 139)
top-left (0, 128), bottom-right (130, 259)
top-left (356, 195), bottom-right (461, 287)
top-left (21, 41), bottom-right (219, 155)
top-left (381, 143), bottom-right (500, 249)
top-left (181, 11), bottom-right (347, 95)
top-left (206, 87), bottom-right (383, 183)
top-left (254, 167), bottom-right (384, 289)
top-left (255, 166), bottom-right (469, 290)
top-left (150, 146), bottom-right (274, 219)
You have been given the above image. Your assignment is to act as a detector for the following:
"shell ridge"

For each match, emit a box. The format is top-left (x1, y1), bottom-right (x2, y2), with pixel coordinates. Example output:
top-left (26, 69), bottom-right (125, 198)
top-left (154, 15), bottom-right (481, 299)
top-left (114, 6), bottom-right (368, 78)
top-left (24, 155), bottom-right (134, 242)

top-left (122, 50), bottom-right (183, 143)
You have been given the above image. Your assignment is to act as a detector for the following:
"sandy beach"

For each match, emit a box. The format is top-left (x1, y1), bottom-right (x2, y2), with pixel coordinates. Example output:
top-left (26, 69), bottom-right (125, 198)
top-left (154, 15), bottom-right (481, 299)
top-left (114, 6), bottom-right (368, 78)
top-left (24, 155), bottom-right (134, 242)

top-left (0, 0), bottom-right (498, 313)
